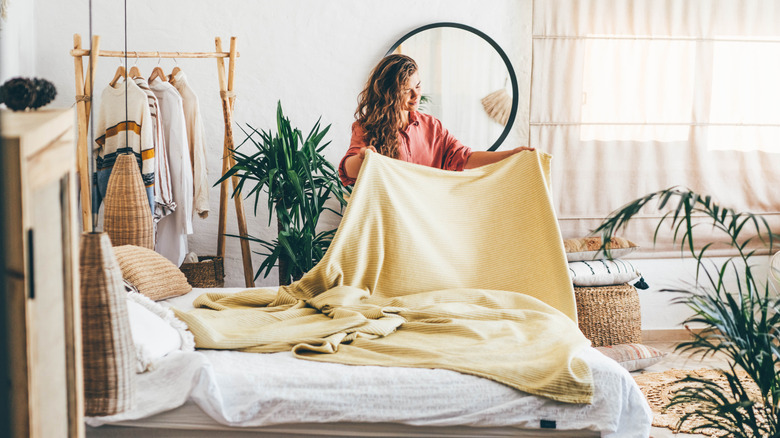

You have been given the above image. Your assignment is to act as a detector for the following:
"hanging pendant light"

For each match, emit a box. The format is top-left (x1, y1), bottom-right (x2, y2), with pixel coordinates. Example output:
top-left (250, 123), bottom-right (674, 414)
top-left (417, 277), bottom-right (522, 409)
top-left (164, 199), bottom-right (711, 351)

top-left (79, 232), bottom-right (136, 416)
top-left (103, 153), bottom-right (154, 248)
top-left (79, 0), bottom-right (136, 416)
top-left (101, 0), bottom-right (153, 249)
top-left (481, 78), bottom-right (512, 126)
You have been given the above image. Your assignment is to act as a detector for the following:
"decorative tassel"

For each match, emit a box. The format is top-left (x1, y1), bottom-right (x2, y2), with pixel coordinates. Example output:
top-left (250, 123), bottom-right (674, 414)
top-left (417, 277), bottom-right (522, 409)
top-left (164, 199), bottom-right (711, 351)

top-left (633, 277), bottom-right (649, 290)
top-left (481, 87), bottom-right (512, 125)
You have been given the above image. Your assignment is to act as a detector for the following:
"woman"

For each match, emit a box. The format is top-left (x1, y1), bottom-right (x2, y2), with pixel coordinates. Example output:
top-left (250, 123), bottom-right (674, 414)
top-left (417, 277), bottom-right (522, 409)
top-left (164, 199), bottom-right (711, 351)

top-left (338, 54), bottom-right (533, 186)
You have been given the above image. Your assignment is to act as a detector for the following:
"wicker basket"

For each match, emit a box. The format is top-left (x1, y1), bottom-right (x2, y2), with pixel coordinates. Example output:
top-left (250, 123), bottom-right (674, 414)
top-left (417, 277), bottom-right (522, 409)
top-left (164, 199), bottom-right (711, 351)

top-left (574, 283), bottom-right (642, 347)
top-left (179, 256), bottom-right (225, 287)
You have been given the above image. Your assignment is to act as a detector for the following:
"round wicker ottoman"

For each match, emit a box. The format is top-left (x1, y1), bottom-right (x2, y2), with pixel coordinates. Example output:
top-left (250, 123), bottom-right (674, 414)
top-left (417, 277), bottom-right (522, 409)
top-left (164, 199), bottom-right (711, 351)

top-left (574, 283), bottom-right (642, 347)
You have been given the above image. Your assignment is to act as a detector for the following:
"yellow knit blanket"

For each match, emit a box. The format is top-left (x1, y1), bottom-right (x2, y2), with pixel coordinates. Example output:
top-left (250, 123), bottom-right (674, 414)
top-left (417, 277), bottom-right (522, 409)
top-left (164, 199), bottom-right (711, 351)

top-left (175, 151), bottom-right (593, 404)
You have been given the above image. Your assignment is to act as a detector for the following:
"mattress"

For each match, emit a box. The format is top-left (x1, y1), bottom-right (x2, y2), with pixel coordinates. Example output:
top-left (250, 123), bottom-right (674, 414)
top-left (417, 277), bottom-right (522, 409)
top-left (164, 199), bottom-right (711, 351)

top-left (85, 288), bottom-right (652, 437)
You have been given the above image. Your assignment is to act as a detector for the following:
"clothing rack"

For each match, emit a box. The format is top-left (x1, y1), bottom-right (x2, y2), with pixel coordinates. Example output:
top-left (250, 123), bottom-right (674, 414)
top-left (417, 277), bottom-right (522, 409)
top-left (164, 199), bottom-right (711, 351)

top-left (70, 34), bottom-right (255, 287)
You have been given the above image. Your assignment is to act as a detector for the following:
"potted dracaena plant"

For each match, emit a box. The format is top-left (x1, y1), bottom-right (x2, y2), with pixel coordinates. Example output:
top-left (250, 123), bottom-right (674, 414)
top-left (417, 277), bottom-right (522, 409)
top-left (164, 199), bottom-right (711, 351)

top-left (219, 101), bottom-right (349, 285)
top-left (594, 187), bottom-right (780, 437)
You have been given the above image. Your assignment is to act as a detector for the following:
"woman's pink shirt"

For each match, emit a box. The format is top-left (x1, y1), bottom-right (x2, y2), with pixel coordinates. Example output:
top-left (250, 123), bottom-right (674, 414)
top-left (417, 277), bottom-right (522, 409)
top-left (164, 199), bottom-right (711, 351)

top-left (338, 111), bottom-right (472, 186)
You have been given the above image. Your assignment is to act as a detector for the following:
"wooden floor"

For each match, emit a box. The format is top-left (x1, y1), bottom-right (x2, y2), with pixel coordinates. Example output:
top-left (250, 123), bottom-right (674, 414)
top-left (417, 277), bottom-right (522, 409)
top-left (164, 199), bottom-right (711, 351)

top-left (635, 341), bottom-right (733, 438)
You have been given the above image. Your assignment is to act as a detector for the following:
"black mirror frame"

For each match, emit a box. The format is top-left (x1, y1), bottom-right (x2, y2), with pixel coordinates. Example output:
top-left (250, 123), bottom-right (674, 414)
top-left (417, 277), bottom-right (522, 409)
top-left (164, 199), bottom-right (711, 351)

top-left (386, 22), bottom-right (518, 152)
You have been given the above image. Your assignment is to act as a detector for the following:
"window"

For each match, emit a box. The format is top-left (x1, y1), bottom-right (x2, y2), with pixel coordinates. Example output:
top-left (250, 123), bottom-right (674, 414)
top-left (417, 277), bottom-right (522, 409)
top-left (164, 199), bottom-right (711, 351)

top-left (580, 38), bottom-right (695, 142)
top-left (531, 0), bottom-right (780, 257)
top-left (708, 39), bottom-right (780, 152)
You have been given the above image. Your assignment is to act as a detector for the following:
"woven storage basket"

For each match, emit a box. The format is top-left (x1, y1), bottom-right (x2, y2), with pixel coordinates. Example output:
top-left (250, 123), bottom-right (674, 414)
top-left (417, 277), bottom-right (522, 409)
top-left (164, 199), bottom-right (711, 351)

top-left (103, 153), bottom-right (154, 249)
top-left (574, 283), bottom-right (642, 347)
top-left (79, 232), bottom-right (136, 416)
top-left (179, 256), bottom-right (225, 287)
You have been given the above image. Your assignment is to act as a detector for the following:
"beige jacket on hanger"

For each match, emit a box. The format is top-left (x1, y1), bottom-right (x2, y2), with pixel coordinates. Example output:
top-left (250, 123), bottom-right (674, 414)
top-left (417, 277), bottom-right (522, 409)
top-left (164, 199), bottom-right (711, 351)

top-left (172, 70), bottom-right (210, 219)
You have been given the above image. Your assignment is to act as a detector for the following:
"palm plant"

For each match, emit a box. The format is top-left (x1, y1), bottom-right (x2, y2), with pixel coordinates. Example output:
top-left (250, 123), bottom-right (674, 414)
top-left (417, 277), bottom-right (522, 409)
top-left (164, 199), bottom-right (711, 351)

top-left (593, 187), bottom-right (780, 437)
top-left (218, 101), bottom-right (349, 285)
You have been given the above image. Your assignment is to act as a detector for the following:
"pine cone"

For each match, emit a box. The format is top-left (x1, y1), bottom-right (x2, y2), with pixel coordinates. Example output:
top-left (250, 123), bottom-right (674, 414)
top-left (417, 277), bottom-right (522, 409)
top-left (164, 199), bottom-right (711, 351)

top-left (31, 78), bottom-right (57, 110)
top-left (1, 77), bottom-right (36, 111)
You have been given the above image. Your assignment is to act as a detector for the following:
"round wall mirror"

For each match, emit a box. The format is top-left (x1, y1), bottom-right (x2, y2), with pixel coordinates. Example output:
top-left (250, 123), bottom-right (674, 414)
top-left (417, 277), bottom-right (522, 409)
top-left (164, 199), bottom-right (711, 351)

top-left (387, 22), bottom-right (518, 151)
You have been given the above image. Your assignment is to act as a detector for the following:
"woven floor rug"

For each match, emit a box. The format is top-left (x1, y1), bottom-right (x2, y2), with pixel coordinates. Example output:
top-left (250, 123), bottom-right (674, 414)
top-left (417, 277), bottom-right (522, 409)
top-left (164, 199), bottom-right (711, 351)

top-left (633, 368), bottom-right (763, 436)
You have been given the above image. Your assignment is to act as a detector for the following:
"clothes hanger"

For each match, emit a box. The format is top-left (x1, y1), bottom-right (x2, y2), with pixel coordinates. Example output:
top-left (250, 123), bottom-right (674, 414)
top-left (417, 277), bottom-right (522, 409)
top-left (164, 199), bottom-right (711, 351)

top-left (128, 52), bottom-right (142, 78)
top-left (148, 53), bottom-right (167, 83)
top-left (168, 53), bottom-right (182, 83)
top-left (109, 59), bottom-right (126, 87)
top-left (171, 52), bottom-right (181, 76)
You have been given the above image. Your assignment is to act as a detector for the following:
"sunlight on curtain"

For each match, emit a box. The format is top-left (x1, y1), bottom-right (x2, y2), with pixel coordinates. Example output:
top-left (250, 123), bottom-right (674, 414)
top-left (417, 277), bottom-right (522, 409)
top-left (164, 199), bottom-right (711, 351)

top-left (532, 0), bottom-right (780, 257)
top-left (580, 38), bottom-right (694, 142)
top-left (708, 40), bottom-right (780, 152)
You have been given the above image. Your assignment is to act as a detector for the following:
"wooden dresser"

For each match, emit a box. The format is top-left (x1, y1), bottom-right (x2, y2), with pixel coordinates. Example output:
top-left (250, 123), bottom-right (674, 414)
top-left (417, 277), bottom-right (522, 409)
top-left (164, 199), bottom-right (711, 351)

top-left (0, 109), bottom-right (84, 438)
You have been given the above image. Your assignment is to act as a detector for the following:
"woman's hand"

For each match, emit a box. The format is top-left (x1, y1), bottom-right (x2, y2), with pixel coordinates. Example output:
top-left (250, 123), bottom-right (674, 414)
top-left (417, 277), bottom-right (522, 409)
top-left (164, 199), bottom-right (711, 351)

top-left (358, 145), bottom-right (377, 159)
top-left (344, 146), bottom-right (378, 180)
top-left (511, 146), bottom-right (535, 154)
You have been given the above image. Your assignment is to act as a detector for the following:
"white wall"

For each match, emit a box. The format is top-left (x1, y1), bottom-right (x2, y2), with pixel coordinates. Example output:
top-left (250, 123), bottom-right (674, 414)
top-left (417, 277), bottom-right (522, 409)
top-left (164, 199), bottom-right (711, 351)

top-left (0, 0), bottom-right (36, 81)
top-left (632, 255), bottom-right (772, 331)
top-left (16, 0), bottom-right (765, 332)
top-left (30, 0), bottom-right (532, 286)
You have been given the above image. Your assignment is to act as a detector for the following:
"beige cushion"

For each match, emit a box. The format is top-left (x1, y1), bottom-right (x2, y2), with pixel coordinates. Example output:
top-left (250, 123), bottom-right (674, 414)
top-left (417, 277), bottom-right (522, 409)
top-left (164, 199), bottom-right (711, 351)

top-left (113, 245), bottom-right (192, 300)
top-left (563, 236), bottom-right (638, 261)
top-left (595, 343), bottom-right (667, 371)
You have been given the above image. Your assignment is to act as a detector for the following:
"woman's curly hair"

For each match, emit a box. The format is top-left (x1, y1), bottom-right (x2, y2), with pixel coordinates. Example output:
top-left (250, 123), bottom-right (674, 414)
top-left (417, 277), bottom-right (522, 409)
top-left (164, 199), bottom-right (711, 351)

top-left (354, 54), bottom-right (418, 159)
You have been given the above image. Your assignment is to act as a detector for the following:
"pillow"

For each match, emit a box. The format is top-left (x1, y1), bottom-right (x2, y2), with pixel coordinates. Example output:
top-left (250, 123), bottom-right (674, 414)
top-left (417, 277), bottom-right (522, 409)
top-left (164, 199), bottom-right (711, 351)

top-left (568, 259), bottom-right (641, 287)
top-left (113, 245), bottom-right (192, 300)
top-left (564, 236), bottom-right (638, 262)
top-left (595, 343), bottom-right (667, 371)
top-left (125, 291), bottom-right (195, 373)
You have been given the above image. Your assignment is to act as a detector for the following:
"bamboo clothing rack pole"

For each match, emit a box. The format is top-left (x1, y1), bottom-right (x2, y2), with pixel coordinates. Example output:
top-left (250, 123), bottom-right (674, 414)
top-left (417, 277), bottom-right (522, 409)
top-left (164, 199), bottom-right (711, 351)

top-left (70, 49), bottom-right (235, 58)
top-left (70, 34), bottom-right (255, 287)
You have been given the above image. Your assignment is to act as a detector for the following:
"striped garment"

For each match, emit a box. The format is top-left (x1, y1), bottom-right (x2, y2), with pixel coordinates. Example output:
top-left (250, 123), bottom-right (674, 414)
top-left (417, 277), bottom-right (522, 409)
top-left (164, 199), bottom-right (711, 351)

top-left (93, 79), bottom-right (155, 214)
top-left (135, 77), bottom-right (176, 222)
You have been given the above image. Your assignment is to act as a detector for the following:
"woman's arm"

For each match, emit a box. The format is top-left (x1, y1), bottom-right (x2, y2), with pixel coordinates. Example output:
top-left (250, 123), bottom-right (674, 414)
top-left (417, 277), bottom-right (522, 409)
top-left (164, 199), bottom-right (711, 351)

top-left (463, 146), bottom-right (535, 169)
top-left (339, 123), bottom-right (375, 186)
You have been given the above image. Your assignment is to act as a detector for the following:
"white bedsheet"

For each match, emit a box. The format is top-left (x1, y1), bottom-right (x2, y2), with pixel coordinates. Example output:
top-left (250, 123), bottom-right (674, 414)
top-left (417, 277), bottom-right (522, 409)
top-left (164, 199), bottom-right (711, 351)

top-left (85, 288), bottom-right (652, 436)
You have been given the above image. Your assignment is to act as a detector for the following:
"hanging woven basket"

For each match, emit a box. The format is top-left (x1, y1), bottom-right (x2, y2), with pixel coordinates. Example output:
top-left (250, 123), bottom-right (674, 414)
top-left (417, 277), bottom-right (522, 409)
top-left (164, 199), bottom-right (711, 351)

top-left (103, 153), bottom-right (154, 248)
top-left (481, 88), bottom-right (512, 126)
top-left (79, 232), bottom-right (136, 416)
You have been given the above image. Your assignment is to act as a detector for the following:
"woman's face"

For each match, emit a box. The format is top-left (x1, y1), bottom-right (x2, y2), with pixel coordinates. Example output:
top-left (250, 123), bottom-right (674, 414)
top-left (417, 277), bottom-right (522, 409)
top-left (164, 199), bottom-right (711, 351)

top-left (401, 71), bottom-right (422, 112)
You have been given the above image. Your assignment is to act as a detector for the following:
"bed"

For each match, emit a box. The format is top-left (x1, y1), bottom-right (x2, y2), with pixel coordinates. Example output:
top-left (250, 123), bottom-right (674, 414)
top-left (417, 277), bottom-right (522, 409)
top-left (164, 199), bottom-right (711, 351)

top-left (86, 152), bottom-right (653, 436)
top-left (85, 287), bottom-right (651, 437)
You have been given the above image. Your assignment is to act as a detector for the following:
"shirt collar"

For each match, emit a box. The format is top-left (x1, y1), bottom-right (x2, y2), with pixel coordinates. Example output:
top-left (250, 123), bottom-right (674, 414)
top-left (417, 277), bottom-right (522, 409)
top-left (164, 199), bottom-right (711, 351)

top-left (408, 110), bottom-right (421, 126)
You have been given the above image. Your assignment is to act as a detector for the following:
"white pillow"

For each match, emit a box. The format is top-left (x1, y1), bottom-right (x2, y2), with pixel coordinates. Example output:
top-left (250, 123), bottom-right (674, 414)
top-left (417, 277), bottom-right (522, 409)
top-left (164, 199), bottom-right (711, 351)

top-left (568, 259), bottom-right (641, 287)
top-left (125, 291), bottom-right (195, 373)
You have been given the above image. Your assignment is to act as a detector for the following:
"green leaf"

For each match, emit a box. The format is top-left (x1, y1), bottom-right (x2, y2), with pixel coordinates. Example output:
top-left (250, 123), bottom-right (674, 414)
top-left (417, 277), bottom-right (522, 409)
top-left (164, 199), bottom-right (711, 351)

top-left (594, 187), bottom-right (780, 435)
top-left (220, 100), bottom-right (346, 285)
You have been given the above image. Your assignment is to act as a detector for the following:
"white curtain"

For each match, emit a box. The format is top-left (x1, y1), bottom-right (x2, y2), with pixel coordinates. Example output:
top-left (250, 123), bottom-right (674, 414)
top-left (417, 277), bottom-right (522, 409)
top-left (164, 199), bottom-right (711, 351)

top-left (532, 0), bottom-right (780, 257)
